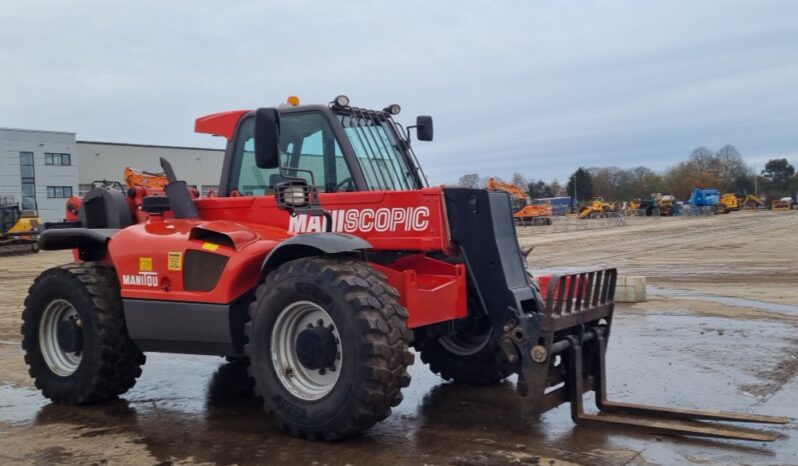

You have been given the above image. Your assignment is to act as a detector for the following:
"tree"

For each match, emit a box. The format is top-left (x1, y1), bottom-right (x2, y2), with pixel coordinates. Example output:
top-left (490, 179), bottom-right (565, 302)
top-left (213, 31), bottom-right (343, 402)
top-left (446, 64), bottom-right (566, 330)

top-left (663, 161), bottom-right (700, 200)
top-left (566, 167), bottom-right (593, 203)
top-left (689, 146), bottom-right (719, 176)
top-left (527, 179), bottom-right (553, 199)
top-left (549, 179), bottom-right (563, 197)
top-left (511, 172), bottom-right (527, 190)
top-left (457, 173), bottom-right (482, 189)
top-left (714, 144), bottom-right (749, 192)
top-left (730, 173), bottom-right (755, 195)
top-left (761, 158), bottom-right (795, 195)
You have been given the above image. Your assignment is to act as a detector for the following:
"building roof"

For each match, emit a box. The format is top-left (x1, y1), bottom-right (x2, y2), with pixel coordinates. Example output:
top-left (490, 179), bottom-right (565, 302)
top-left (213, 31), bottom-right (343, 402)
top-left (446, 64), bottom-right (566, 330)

top-left (0, 127), bottom-right (75, 136)
top-left (77, 140), bottom-right (224, 152)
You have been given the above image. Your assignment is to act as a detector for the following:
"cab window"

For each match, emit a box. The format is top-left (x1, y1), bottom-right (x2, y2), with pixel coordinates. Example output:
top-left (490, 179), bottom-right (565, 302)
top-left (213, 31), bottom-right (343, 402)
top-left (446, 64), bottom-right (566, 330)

top-left (229, 112), bottom-right (354, 195)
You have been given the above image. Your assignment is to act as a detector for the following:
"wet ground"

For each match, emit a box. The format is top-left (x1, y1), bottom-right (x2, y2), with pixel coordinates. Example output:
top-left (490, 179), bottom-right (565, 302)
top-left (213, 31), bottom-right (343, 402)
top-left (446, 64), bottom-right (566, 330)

top-left (1, 211), bottom-right (797, 465)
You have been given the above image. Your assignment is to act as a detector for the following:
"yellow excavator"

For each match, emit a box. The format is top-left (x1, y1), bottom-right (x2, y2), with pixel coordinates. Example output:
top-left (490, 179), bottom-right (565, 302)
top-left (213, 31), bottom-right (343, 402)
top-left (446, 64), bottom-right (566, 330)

top-left (717, 193), bottom-right (739, 214)
top-left (487, 178), bottom-right (553, 225)
top-left (578, 196), bottom-right (618, 219)
top-left (1, 196), bottom-right (42, 256)
top-left (740, 194), bottom-right (765, 210)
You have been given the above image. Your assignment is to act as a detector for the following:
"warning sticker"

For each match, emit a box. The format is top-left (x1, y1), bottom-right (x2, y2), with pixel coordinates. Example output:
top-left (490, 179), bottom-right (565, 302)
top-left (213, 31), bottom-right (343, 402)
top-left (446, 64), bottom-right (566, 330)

top-left (139, 257), bottom-right (153, 272)
top-left (167, 252), bottom-right (183, 271)
top-left (201, 243), bottom-right (219, 252)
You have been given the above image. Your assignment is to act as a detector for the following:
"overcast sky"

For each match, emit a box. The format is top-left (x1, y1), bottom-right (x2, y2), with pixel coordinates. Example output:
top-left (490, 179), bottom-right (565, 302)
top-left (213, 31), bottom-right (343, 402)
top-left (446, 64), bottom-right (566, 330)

top-left (1, 1), bottom-right (797, 184)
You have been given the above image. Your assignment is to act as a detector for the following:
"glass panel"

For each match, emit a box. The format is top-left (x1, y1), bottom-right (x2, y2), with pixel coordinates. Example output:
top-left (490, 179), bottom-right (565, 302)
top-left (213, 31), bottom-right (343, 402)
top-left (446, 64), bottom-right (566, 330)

top-left (20, 152), bottom-right (33, 165)
top-left (231, 112), bottom-right (354, 195)
top-left (45, 153), bottom-right (53, 165)
top-left (337, 114), bottom-right (415, 191)
top-left (64, 186), bottom-right (73, 197)
top-left (22, 196), bottom-right (36, 210)
top-left (21, 166), bottom-right (34, 178)
top-left (62, 154), bottom-right (71, 165)
top-left (47, 187), bottom-right (55, 198)
top-left (23, 184), bottom-right (36, 197)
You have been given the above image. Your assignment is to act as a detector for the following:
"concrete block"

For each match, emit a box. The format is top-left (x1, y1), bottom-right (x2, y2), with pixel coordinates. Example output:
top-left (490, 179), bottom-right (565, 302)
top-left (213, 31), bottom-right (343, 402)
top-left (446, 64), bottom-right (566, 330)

top-left (614, 276), bottom-right (647, 303)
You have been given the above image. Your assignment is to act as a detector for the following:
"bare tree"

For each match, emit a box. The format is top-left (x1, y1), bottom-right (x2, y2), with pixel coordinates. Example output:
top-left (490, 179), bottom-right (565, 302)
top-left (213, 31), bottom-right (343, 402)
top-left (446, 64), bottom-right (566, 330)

top-left (511, 172), bottom-right (527, 190)
top-left (549, 179), bottom-right (563, 197)
top-left (457, 173), bottom-right (482, 189)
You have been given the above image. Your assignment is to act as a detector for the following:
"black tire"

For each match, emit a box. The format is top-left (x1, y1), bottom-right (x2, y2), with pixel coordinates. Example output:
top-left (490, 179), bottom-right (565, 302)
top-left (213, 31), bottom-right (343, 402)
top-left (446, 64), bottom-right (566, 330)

top-left (416, 323), bottom-right (513, 386)
top-left (245, 256), bottom-right (413, 440)
top-left (415, 288), bottom-right (513, 386)
top-left (21, 263), bottom-right (145, 405)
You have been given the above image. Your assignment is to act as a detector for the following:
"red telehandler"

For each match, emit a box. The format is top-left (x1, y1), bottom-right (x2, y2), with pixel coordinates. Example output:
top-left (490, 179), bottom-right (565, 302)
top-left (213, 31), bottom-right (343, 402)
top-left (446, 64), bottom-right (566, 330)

top-left (23, 96), bottom-right (786, 441)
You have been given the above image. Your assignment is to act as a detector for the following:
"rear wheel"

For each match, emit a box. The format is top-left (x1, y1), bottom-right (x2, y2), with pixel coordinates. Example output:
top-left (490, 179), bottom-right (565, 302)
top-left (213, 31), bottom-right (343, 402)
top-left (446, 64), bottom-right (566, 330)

top-left (21, 263), bottom-right (145, 404)
top-left (245, 256), bottom-right (413, 440)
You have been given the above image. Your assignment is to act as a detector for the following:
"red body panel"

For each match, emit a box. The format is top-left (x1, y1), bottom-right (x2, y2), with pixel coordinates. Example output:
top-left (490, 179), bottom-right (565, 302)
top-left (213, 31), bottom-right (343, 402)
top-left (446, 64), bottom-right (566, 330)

top-left (109, 218), bottom-right (290, 304)
top-left (106, 186), bottom-right (466, 328)
top-left (193, 187), bottom-right (451, 252)
top-left (194, 110), bottom-right (248, 139)
top-left (372, 255), bottom-right (467, 328)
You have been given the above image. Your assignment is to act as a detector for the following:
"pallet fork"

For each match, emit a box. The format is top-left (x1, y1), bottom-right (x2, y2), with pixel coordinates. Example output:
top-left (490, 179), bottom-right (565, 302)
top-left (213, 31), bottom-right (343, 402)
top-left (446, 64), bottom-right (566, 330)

top-left (510, 269), bottom-right (788, 442)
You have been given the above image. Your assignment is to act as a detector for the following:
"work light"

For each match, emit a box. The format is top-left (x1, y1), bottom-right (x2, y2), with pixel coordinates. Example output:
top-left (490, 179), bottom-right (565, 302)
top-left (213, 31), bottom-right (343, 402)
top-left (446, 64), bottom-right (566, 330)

top-left (333, 95), bottom-right (350, 107)
top-left (384, 104), bottom-right (401, 115)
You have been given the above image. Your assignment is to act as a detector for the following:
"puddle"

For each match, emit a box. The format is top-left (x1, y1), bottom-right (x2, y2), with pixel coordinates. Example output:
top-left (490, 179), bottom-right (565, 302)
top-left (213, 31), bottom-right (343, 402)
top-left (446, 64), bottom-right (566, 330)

top-left (0, 313), bottom-right (795, 465)
top-left (648, 285), bottom-right (798, 315)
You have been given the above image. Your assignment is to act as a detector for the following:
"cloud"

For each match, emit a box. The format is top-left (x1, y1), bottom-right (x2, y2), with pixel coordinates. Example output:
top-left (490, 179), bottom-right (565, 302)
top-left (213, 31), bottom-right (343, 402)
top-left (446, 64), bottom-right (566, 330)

top-left (1, 1), bottom-right (796, 183)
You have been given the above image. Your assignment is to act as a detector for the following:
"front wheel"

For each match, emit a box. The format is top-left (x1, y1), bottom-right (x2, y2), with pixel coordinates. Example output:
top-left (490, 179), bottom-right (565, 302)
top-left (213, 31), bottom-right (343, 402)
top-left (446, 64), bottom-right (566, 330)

top-left (21, 263), bottom-right (145, 404)
top-left (245, 257), bottom-right (413, 440)
top-left (417, 318), bottom-right (513, 385)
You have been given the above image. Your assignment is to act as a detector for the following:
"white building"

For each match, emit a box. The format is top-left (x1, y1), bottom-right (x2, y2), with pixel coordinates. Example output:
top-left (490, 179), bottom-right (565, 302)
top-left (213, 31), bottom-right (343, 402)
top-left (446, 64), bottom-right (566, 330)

top-left (76, 141), bottom-right (224, 197)
top-left (1, 127), bottom-right (225, 222)
top-left (1, 128), bottom-right (79, 222)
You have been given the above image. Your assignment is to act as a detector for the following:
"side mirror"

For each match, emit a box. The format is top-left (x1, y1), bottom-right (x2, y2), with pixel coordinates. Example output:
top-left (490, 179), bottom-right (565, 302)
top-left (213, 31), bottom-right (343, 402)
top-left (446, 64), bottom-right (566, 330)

top-left (416, 115), bottom-right (433, 141)
top-left (255, 108), bottom-right (281, 169)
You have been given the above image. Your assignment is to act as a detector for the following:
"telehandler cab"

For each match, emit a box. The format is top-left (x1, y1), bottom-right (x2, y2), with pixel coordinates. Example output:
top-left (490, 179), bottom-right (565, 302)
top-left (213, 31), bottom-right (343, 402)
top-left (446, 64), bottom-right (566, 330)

top-left (23, 96), bottom-right (787, 441)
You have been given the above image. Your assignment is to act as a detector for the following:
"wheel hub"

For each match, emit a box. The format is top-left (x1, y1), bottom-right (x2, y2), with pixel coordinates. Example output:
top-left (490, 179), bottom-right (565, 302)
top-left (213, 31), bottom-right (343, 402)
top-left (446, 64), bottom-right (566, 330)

top-left (56, 319), bottom-right (83, 353)
top-left (271, 301), bottom-right (343, 400)
top-left (295, 326), bottom-right (337, 370)
top-left (39, 299), bottom-right (83, 377)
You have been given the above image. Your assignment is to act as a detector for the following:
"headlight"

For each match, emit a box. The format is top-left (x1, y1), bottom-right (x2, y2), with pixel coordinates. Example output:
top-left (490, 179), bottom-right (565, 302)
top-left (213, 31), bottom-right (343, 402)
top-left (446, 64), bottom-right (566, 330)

top-left (277, 184), bottom-right (310, 208)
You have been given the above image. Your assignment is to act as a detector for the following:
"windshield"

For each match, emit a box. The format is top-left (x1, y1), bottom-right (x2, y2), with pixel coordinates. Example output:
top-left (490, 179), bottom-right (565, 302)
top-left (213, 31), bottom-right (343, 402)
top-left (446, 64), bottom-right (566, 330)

top-left (337, 112), bottom-right (418, 191)
top-left (229, 112), bottom-right (355, 195)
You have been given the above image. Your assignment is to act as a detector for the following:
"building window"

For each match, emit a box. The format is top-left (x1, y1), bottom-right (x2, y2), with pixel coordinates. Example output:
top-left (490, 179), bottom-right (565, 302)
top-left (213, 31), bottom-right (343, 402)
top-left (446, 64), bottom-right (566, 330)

top-left (19, 152), bottom-right (37, 211)
top-left (45, 153), bottom-right (71, 166)
top-left (78, 184), bottom-right (93, 196)
top-left (47, 186), bottom-right (73, 198)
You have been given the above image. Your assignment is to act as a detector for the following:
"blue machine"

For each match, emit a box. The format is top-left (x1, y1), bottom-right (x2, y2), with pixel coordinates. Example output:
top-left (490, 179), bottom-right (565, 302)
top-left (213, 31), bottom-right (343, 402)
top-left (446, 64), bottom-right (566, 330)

top-left (687, 188), bottom-right (720, 207)
top-left (531, 196), bottom-right (572, 216)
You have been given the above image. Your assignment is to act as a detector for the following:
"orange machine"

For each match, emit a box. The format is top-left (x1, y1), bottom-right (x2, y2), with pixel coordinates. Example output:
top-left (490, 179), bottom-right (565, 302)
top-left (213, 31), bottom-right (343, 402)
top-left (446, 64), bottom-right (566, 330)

top-left (487, 178), bottom-right (552, 225)
top-left (123, 167), bottom-right (169, 190)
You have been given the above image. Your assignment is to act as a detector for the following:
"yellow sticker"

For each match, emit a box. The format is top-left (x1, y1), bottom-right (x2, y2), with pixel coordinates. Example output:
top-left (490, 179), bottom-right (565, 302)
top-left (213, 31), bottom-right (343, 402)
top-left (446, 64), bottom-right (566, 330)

top-left (139, 257), bottom-right (153, 272)
top-left (167, 252), bottom-right (183, 271)
top-left (201, 242), bottom-right (219, 251)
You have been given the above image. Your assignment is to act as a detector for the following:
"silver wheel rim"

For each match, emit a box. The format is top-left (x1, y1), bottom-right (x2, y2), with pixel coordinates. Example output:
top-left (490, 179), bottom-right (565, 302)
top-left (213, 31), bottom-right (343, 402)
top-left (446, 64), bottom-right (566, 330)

top-left (439, 329), bottom-right (491, 356)
top-left (271, 301), bottom-right (342, 401)
top-left (39, 299), bottom-right (82, 376)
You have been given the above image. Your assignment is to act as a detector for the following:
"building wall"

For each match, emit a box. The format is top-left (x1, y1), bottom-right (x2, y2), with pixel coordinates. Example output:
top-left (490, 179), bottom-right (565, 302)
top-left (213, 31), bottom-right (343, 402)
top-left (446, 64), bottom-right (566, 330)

top-left (1, 128), bottom-right (78, 222)
top-left (76, 141), bottom-right (225, 195)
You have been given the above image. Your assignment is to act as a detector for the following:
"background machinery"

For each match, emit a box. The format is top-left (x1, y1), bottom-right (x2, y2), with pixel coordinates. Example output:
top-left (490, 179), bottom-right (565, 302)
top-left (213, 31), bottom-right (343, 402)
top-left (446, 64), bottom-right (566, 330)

top-left (687, 188), bottom-right (720, 213)
top-left (21, 96), bottom-right (787, 442)
top-left (1, 195), bottom-right (41, 256)
top-left (578, 196), bottom-right (618, 219)
top-left (718, 193), bottom-right (739, 214)
top-left (487, 178), bottom-right (553, 225)
top-left (740, 194), bottom-right (765, 210)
